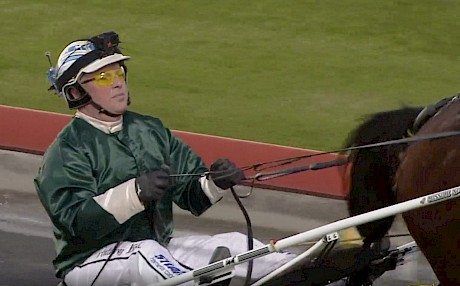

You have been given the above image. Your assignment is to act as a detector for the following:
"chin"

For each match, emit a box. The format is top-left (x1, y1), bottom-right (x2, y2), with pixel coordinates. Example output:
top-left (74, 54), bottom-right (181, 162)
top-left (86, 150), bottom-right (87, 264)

top-left (113, 98), bottom-right (129, 112)
top-left (114, 106), bottom-right (129, 114)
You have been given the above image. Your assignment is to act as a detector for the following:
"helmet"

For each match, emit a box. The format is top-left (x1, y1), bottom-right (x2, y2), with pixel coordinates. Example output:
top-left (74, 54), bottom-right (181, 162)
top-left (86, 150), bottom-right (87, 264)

top-left (48, 31), bottom-right (130, 109)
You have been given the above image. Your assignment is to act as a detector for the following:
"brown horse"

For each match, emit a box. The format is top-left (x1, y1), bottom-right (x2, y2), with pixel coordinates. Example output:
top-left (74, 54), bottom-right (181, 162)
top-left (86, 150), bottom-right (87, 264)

top-left (343, 96), bottom-right (460, 286)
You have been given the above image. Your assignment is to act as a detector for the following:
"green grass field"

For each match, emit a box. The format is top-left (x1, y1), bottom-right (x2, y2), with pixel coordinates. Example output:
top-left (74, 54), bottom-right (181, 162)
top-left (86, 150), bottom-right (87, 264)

top-left (2, 1), bottom-right (460, 150)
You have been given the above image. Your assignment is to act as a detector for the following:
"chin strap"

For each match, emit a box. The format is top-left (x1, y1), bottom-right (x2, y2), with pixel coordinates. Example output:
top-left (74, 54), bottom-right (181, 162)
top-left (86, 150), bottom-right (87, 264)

top-left (70, 84), bottom-right (130, 117)
top-left (91, 101), bottom-right (123, 117)
top-left (65, 84), bottom-right (92, 109)
top-left (93, 93), bottom-right (131, 117)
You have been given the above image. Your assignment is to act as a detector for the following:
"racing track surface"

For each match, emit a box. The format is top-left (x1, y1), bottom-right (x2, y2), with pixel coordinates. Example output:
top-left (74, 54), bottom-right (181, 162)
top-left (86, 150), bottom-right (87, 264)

top-left (0, 150), bottom-right (439, 286)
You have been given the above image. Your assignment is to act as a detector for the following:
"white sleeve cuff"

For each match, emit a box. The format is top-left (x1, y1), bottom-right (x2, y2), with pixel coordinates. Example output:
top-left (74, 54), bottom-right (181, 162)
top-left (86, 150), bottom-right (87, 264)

top-left (199, 176), bottom-right (226, 204)
top-left (93, 178), bottom-right (145, 224)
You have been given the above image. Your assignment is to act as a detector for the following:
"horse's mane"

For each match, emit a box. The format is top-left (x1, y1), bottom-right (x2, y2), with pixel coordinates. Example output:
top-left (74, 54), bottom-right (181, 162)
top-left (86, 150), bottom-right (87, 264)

top-left (342, 105), bottom-right (423, 244)
top-left (343, 106), bottom-right (424, 150)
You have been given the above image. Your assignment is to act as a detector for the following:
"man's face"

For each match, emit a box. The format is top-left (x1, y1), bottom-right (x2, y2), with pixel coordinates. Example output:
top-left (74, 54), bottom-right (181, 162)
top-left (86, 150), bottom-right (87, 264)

top-left (79, 62), bottom-right (129, 115)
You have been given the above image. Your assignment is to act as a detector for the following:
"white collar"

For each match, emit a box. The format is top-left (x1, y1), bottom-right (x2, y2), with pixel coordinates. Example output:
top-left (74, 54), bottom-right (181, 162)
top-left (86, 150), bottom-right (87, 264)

top-left (75, 110), bottom-right (123, 134)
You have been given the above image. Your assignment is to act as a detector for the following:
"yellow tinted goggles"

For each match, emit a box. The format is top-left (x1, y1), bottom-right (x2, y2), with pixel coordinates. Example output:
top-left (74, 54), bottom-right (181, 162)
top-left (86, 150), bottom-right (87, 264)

top-left (81, 68), bottom-right (126, 87)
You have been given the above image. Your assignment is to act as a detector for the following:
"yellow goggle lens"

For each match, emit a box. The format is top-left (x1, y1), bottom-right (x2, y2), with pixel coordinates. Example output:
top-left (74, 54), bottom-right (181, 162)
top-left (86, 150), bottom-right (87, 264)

top-left (81, 68), bottom-right (126, 87)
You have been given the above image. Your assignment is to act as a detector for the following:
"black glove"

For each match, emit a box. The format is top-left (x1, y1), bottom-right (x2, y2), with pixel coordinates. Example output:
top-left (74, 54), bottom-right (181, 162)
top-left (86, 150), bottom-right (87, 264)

top-left (209, 159), bottom-right (244, 189)
top-left (135, 166), bottom-right (170, 204)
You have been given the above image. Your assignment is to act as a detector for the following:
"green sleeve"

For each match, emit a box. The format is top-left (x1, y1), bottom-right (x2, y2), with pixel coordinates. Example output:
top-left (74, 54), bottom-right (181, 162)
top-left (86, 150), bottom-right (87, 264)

top-left (166, 129), bottom-right (213, 216)
top-left (34, 139), bottom-right (122, 242)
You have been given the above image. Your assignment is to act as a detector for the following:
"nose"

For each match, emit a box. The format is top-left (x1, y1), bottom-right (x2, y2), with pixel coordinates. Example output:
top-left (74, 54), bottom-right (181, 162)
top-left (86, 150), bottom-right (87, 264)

top-left (112, 76), bottom-right (124, 88)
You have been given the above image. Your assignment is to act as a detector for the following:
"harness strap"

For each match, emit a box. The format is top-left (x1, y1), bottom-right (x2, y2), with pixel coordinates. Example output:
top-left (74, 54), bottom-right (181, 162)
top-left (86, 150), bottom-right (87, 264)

top-left (409, 95), bottom-right (458, 135)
